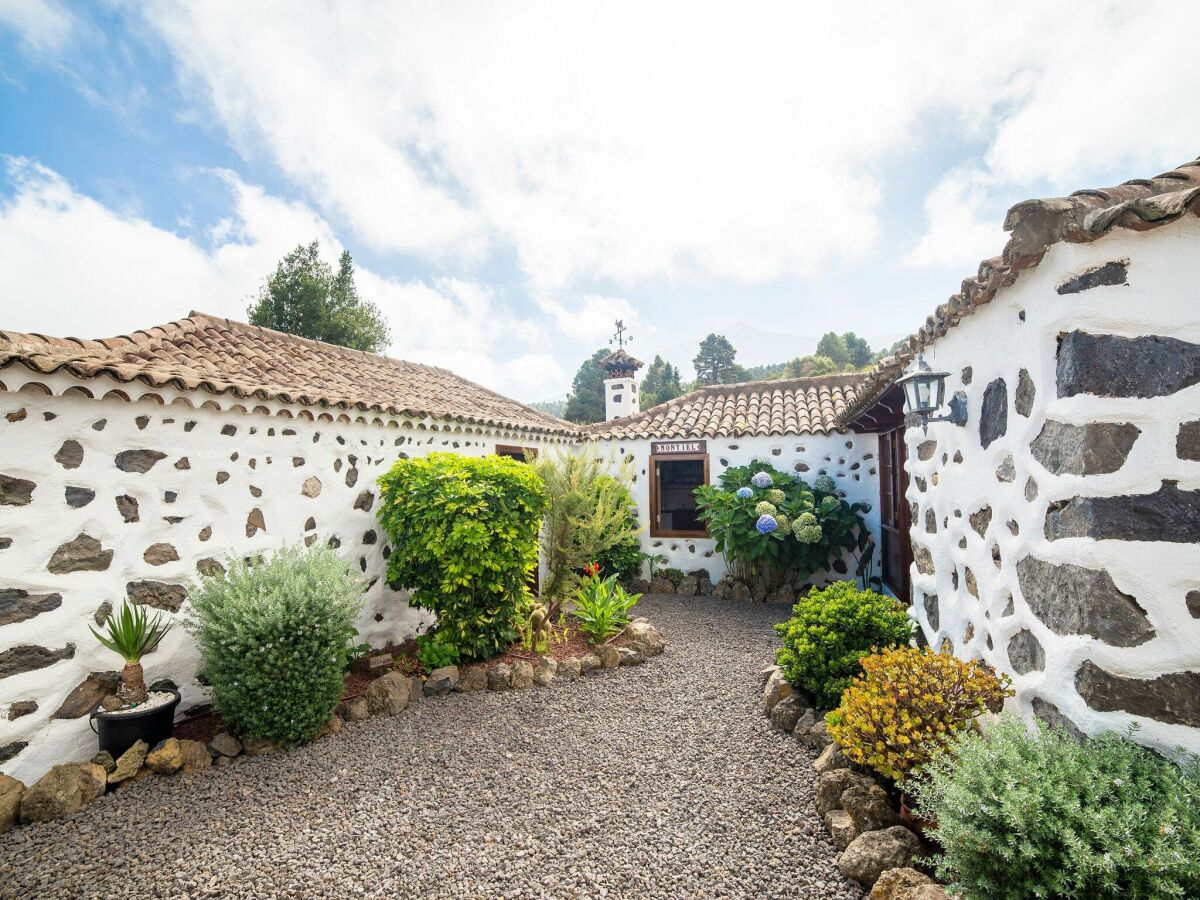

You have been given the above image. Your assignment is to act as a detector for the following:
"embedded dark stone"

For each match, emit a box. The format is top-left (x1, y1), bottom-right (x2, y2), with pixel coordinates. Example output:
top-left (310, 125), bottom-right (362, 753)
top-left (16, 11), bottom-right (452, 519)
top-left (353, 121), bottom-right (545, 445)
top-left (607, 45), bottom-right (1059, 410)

top-left (1014, 369), bottom-right (1035, 418)
top-left (964, 567), bottom-right (978, 598)
top-left (64, 486), bottom-right (95, 508)
top-left (961, 366), bottom-right (972, 385)
top-left (1031, 698), bottom-right (1086, 742)
top-left (923, 509), bottom-right (936, 534)
top-left (969, 506), bottom-right (992, 539)
top-left (52, 671), bottom-right (120, 718)
top-left (126, 580), bottom-right (187, 613)
top-left (115, 449), bottom-right (166, 473)
top-left (345, 468), bottom-right (359, 488)
top-left (246, 508), bottom-right (266, 537)
top-left (54, 439), bottom-right (84, 469)
top-left (1030, 420), bottom-right (1140, 476)
top-left (197, 558), bottom-right (225, 576)
top-left (93, 601), bottom-right (111, 626)
top-left (198, 526), bottom-right (212, 541)
top-left (115, 494), bottom-right (139, 523)
top-left (163, 491), bottom-right (176, 503)
top-left (47, 533), bottom-right (113, 573)
top-left (184, 421), bottom-right (196, 432)
top-left (0, 474), bottom-right (35, 506)
top-left (249, 485), bottom-right (263, 498)
top-left (914, 476), bottom-right (926, 492)
top-left (1024, 478), bottom-right (1038, 501)
top-left (1177, 421), bottom-right (1200, 461)
top-left (979, 378), bottom-right (1008, 449)
top-left (174, 457), bottom-right (190, 470)
top-left (1016, 556), bottom-right (1154, 646)
top-left (996, 455), bottom-right (1015, 483)
top-left (292, 457), bottom-right (305, 467)
top-left (0, 590), bottom-right (62, 626)
top-left (913, 545), bottom-right (934, 575)
top-left (0, 643), bottom-right (75, 680)
top-left (221, 424), bottom-right (237, 436)
top-left (1007, 630), bottom-right (1045, 674)
top-left (917, 440), bottom-right (937, 461)
top-left (1057, 331), bottom-right (1200, 399)
top-left (1046, 481), bottom-right (1200, 543)
top-left (328, 536), bottom-right (342, 549)
top-left (143, 542), bottom-right (179, 566)
top-left (8, 699), bottom-right (37, 720)
top-left (162, 516), bottom-right (184, 525)
top-left (135, 415), bottom-right (149, 430)
top-left (148, 678), bottom-right (177, 693)
top-left (301, 476), bottom-right (322, 498)
top-left (1056, 259), bottom-right (1128, 294)
top-left (92, 419), bottom-right (106, 431)
top-left (363, 530), bottom-right (377, 545)
top-left (0, 742), bottom-right (26, 763)
top-left (5, 408), bottom-right (25, 422)
top-left (794, 462), bottom-right (809, 473)
top-left (1188, 591), bottom-right (1200, 619)
top-left (922, 593), bottom-right (939, 631)
top-left (216, 471), bottom-right (230, 484)
top-left (0, 538), bottom-right (9, 549)
top-left (1007, 520), bottom-right (1019, 535)
top-left (304, 517), bottom-right (316, 531)
top-left (1076, 660), bottom-right (1200, 728)
top-left (353, 490), bottom-right (375, 512)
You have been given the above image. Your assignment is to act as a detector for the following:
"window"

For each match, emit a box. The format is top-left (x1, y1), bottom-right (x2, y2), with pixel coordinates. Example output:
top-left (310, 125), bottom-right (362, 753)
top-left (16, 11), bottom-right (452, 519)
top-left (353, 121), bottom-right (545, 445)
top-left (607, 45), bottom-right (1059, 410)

top-left (650, 454), bottom-right (709, 537)
top-left (494, 445), bottom-right (538, 462)
top-left (878, 427), bottom-right (911, 601)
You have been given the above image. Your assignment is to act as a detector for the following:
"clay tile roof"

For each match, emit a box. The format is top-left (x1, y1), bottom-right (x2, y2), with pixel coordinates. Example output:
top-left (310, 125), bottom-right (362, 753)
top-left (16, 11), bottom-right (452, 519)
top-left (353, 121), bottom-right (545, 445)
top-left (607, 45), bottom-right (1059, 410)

top-left (584, 372), bottom-right (865, 440)
top-left (0, 312), bottom-right (575, 435)
top-left (839, 154), bottom-right (1200, 427)
top-left (600, 348), bottom-right (643, 370)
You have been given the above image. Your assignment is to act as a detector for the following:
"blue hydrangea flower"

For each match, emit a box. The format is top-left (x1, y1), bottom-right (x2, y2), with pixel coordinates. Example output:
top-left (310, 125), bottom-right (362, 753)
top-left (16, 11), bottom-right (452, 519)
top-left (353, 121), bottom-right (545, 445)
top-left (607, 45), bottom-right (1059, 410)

top-left (751, 471), bottom-right (773, 489)
top-left (756, 514), bottom-right (778, 534)
top-left (735, 486), bottom-right (754, 499)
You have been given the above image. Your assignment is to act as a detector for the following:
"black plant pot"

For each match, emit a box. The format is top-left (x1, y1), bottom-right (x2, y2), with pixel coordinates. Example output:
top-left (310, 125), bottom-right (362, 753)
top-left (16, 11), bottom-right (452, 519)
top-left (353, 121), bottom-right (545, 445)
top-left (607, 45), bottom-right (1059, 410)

top-left (90, 690), bottom-right (181, 759)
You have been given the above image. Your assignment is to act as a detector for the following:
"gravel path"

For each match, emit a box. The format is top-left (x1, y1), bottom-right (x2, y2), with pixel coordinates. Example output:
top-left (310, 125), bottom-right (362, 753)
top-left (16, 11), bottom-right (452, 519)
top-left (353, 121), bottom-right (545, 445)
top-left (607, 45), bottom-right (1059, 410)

top-left (0, 595), bottom-right (862, 900)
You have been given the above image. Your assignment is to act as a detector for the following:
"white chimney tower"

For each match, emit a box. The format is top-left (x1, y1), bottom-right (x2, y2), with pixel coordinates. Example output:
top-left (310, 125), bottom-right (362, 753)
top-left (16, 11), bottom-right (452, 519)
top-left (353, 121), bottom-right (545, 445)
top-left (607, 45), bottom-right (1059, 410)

top-left (600, 349), bottom-right (643, 420)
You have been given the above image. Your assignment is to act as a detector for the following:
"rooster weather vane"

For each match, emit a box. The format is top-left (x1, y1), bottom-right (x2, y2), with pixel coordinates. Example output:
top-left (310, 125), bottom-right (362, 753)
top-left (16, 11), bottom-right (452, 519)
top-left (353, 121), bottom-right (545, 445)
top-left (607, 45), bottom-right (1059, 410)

top-left (610, 319), bottom-right (632, 349)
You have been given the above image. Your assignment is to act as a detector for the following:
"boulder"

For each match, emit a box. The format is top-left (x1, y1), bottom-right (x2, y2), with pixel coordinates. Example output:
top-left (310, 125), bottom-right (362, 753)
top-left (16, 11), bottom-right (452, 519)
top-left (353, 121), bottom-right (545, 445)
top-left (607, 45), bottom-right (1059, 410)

top-left (208, 733), bottom-right (243, 758)
top-left (595, 644), bottom-right (620, 669)
top-left (767, 585), bottom-right (796, 606)
top-left (677, 575), bottom-right (699, 596)
top-left (841, 781), bottom-right (901, 833)
top-left (825, 809), bottom-right (859, 851)
top-left (0, 774), bottom-right (24, 834)
top-left (533, 657), bottom-right (558, 686)
top-left (557, 657), bottom-right (582, 680)
top-left (20, 764), bottom-right (106, 823)
top-left (838, 826), bottom-right (923, 889)
top-left (179, 739), bottom-right (211, 773)
top-left (407, 677), bottom-right (424, 705)
top-left (815, 769), bottom-right (874, 818)
top-left (648, 577), bottom-right (675, 594)
top-left (424, 665), bottom-right (460, 697)
top-left (730, 581), bottom-right (753, 602)
top-left (91, 751), bottom-right (116, 774)
top-left (617, 646), bottom-right (645, 666)
top-left (770, 694), bottom-right (808, 733)
top-left (625, 621), bottom-right (665, 655)
top-left (145, 738), bottom-right (184, 774)
top-left (313, 715), bottom-right (342, 740)
top-left (579, 654), bottom-right (601, 674)
top-left (762, 670), bottom-right (793, 714)
top-left (796, 720), bottom-right (833, 752)
top-left (107, 740), bottom-right (148, 785)
top-left (487, 663), bottom-right (513, 691)
top-left (814, 741), bottom-right (855, 773)
top-left (241, 736), bottom-right (277, 757)
top-left (366, 671), bottom-right (412, 716)
top-left (870, 867), bottom-right (947, 900)
top-left (511, 660), bottom-right (535, 689)
top-left (455, 666), bottom-right (487, 693)
top-left (52, 671), bottom-right (121, 719)
top-left (760, 664), bottom-right (783, 688)
top-left (338, 697), bottom-right (370, 721)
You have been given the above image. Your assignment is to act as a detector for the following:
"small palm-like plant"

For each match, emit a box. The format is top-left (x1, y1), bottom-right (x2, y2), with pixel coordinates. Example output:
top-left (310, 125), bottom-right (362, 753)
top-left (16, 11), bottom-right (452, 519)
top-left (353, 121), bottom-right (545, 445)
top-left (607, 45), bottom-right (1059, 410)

top-left (573, 573), bottom-right (641, 645)
top-left (90, 602), bottom-right (172, 705)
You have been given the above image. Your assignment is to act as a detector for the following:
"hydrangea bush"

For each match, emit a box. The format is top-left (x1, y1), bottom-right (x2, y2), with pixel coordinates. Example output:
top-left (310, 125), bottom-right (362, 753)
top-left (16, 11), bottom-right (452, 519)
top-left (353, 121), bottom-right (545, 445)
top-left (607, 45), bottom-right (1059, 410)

top-left (694, 461), bottom-right (874, 590)
top-left (187, 543), bottom-right (364, 745)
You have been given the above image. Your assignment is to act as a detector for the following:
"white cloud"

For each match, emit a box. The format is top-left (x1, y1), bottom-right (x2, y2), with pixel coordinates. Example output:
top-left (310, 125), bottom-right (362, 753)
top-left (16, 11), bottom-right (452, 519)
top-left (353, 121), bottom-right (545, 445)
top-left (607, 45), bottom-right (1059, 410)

top-left (905, 168), bottom-right (1007, 269)
top-left (0, 0), bottom-right (74, 54)
top-left (0, 158), bottom-right (558, 398)
top-left (534, 294), bottom-right (642, 346)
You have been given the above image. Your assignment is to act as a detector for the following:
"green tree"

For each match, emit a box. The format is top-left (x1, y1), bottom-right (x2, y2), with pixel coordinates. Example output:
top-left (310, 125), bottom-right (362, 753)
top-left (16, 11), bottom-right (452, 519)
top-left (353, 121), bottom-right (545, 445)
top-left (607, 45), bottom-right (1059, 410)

top-left (815, 331), bottom-right (852, 368)
top-left (843, 331), bottom-right (874, 368)
top-left (693, 333), bottom-right (742, 385)
top-left (562, 348), bottom-right (609, 424)
top-left (640, 355), bottom-right (683, 409)
top-left (248, 241), bottom-right (390, 352)
top-left (784, 354), bottom-right (839, 377)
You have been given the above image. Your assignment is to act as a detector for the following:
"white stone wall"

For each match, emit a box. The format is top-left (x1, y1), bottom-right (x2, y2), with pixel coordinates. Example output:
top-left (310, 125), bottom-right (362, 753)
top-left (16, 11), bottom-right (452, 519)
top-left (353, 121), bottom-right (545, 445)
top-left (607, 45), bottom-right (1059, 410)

top-left (0, 369), bottom-right (564, 784)
top-left (591, 432), bottom-right (882, 584)
top-left (904, 215), bottom-right (1200, 755)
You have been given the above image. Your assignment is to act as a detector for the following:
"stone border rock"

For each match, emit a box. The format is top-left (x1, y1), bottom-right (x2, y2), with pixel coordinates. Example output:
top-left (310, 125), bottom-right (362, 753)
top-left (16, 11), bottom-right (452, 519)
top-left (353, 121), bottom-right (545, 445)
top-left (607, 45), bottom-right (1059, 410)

top-left (0, 618), bottom-right (666, 834)
top-left (758, 662), bottom-right (951, 899)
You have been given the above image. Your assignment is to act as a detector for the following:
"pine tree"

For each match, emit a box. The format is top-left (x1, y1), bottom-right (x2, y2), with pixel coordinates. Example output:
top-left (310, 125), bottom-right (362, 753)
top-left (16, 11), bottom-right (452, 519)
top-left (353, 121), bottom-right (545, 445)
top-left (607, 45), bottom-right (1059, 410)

top-left (562, 349), bottom-right (610, 424)
top-left (815, 332), bottom-right (852, 369)
top-left (640, 355), bottom-right (684, 409)
top-left (693, 334), bottom-right (741, 385)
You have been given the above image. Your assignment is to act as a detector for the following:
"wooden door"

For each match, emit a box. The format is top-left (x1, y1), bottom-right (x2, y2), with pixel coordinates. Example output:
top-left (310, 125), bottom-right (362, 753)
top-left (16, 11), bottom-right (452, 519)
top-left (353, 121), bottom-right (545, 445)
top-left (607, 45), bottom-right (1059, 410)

top-left (878, 428), bottom-right (912, 603)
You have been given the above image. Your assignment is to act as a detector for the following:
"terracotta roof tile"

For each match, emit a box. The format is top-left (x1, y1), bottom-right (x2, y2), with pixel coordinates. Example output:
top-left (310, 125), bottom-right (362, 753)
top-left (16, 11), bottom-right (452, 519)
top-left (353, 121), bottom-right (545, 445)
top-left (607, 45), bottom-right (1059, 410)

top-left (0, 312), bottom-right (575, 435)
top-left (840, 155), bottom-right (1200, 427)
top-left (585, 373), bottom-right (863, 440)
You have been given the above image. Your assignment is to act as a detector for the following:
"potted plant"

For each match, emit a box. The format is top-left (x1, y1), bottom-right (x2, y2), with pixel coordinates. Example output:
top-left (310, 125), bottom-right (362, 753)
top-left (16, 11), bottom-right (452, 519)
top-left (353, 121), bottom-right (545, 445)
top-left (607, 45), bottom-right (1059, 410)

top-left (89, 602), bottom-right (179, 758)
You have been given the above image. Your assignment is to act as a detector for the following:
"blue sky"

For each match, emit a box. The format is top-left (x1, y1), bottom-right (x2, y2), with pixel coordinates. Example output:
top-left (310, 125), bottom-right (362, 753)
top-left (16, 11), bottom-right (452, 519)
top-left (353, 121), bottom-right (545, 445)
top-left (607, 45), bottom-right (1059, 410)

top-left (1, 1), bottom-right (1197, 401)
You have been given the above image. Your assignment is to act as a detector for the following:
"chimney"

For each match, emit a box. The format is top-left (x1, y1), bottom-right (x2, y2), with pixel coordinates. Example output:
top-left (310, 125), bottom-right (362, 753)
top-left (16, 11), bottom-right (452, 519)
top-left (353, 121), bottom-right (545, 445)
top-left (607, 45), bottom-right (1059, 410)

top-left (600, 349), bottom-right (644, 420)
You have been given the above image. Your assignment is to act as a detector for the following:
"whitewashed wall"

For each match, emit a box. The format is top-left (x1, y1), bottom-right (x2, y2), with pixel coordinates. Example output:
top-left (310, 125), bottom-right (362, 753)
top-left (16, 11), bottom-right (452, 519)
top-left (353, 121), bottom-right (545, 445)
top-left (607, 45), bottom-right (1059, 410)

top-left (904, 215), bottom-right (1200, 755)
top-left (590, 432), bottom-right (882, 585)
top-left (0, 369), bottom-right (564, 784)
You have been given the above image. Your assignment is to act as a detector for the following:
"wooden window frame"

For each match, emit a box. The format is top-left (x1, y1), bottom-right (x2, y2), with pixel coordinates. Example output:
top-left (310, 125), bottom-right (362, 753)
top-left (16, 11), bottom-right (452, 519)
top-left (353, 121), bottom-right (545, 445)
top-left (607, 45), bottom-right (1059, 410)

top-left (878, 428), bottom-right (912, 603)
top-left (649, 452), bottom-right (710, 538)
top-left (494, 444), bottom-right (539, 461)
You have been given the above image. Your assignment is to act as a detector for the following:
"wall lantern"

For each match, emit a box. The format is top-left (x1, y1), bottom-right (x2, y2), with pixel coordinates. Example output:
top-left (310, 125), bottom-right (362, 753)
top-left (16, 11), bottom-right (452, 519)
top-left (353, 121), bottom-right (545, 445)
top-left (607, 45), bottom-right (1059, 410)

top-left (895, 354), bottom-right (968, 434)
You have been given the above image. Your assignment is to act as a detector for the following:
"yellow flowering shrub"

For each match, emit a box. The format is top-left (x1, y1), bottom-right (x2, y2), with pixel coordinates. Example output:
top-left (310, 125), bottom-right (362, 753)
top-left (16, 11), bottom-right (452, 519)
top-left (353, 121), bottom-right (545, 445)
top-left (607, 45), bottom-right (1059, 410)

top-left (826, 646), bottom-right (1012, 784)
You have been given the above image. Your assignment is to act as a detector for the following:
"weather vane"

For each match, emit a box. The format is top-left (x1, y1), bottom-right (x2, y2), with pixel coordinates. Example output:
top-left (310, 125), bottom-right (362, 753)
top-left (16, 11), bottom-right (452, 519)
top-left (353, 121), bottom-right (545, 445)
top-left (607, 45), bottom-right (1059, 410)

top-left (610, 319), bottom-right (632, 349)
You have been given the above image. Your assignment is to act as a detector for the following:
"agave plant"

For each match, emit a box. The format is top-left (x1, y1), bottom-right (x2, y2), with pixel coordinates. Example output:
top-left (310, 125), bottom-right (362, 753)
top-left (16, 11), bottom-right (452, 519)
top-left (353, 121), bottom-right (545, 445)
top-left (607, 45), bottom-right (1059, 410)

top-left (90, 602), bottom-right (172, 705)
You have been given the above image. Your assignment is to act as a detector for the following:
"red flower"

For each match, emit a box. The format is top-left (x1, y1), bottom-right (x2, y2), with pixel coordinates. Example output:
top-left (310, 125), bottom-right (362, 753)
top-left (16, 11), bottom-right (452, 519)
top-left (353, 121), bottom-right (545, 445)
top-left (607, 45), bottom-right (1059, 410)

top-left (583, 562), bottom-right (601, 577)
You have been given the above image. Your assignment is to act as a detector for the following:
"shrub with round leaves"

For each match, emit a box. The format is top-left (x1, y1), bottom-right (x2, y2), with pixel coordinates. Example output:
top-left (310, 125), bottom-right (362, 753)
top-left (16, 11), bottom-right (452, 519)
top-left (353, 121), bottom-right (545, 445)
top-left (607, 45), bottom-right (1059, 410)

top-left (774, 581), bottom-right (913, 708)
top-left (826, 645), bottom-right (1012, 783)
top-left (186, 543), bottom-right (364, 746)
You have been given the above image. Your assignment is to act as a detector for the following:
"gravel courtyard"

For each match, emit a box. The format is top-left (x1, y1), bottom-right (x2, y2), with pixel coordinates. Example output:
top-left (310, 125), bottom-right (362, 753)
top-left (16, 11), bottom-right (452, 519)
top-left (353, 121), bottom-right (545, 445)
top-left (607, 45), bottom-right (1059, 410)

top-left (0, 595), bottom-right (861, 900)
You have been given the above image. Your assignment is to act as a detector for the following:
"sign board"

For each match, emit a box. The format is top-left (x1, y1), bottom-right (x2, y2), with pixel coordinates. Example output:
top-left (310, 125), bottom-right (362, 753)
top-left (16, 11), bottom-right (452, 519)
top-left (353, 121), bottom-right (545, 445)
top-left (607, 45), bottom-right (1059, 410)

top-left (650, 440), bottom-right (707, 456)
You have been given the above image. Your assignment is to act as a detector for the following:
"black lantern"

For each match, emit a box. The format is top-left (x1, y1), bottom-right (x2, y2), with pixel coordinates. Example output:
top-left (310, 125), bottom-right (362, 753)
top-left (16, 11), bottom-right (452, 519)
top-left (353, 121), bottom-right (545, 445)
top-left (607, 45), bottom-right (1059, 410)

top-left (895, 354), bottom-right (968, 433)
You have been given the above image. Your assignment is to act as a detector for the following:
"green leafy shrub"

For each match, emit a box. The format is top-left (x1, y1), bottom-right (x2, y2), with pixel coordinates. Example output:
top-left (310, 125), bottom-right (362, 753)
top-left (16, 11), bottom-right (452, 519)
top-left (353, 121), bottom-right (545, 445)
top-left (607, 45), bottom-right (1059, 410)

top-left (573, 573), bottom-right (641, 644)
top-left (826, 646), bottom-right (1011, 783)
top-left (416, 631), bottom-right (460, 670)
top-left (658, 567), bottom-right (686, 588)
top-left (595, 511), bottom-right (649, 583)
top-left (774, 581), bottom-right (913, 708)
top-left (695, 461), bottom-right (874, 591)
top-left (187, 543), bottom-right (363, 745)
top-left (912, 717), bottom-right (1200, 900)
top-left (377, 452), bottom-right (547, 661)
top-left (535, 449), bottom-right (641, 612)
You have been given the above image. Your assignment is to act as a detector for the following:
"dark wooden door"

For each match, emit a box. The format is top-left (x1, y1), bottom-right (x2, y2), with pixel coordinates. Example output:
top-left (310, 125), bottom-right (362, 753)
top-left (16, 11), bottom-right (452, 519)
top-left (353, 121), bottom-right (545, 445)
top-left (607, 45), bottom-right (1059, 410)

top-left (878, 428), bottom-right (912, 603)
